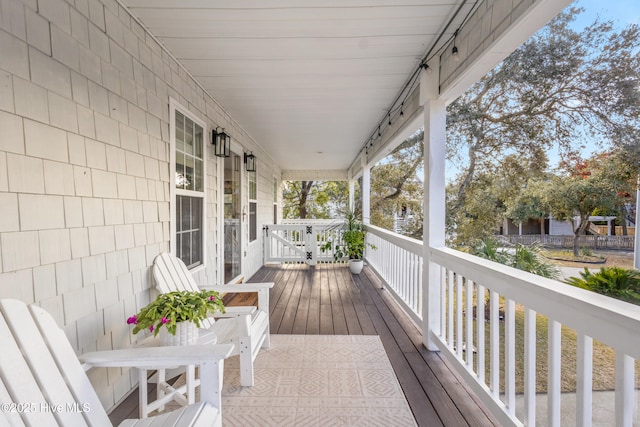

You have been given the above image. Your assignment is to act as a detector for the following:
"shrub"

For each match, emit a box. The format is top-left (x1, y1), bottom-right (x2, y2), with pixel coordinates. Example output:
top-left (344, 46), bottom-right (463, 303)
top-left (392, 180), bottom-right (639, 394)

top-left (565, 267), bottom-right (640, 303)
top-left (470, 238), bottom-right (560, 279)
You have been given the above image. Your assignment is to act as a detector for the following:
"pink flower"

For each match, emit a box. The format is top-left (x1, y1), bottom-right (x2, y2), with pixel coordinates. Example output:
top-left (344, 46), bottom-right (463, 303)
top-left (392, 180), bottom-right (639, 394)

top-left (127, 315), bottom-right (138, 325)
top-left (161, 317), bottom-right (169, 324)
top-left (149, 325), bottom-right (154, 332)
top-left (209, 295), bottom-right (216, 301)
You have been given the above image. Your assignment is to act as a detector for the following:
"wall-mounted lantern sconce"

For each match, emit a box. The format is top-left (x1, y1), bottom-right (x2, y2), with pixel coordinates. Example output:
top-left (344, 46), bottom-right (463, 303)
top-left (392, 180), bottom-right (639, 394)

top-left (212, 127), bottom-right (230, 157)
top-left (244, 152), bottom-right (256, 172)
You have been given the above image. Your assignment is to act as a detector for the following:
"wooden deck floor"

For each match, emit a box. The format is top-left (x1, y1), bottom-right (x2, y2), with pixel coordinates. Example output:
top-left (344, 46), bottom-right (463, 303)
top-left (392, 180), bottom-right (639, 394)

top-left (110, 263), bottom-right (499, 426)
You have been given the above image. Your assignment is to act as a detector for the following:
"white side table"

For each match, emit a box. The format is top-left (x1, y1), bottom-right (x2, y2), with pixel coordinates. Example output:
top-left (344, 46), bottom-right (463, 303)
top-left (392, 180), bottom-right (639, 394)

top-left (135, 327), bottom-right (218, 418)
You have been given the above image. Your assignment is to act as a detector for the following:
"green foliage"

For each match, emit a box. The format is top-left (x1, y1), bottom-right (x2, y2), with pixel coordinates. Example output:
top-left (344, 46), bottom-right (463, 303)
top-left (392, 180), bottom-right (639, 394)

top-left (282, 180), bottom-right (350, 219)
top-left (505, 178), bottom-right (550, 225)
top-left (128, 290), bottom-right (225, 336)
top-left (580, 247), bottom-right (594, 257)
top-left (370, 129), bottom-right (424, 232)
top-left (470, 237), bottom-right (511, 265)
top-left (321, 211), bottom-right (376, 260)
top-left (513, 244), bottom-right (560, 279)
top-left (565, 267), bottom-right (640, 304)
top-left (470, 238), bottom-right (560, 279)
top-left (546, 174), bottom-right (618, 255)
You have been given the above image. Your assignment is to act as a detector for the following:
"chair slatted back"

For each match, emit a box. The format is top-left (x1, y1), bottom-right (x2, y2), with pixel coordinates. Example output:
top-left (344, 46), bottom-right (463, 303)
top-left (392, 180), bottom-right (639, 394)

top-left (0, 299), bottom-right (111, 427)
top-left (152, 253), bottom-right (214, 329)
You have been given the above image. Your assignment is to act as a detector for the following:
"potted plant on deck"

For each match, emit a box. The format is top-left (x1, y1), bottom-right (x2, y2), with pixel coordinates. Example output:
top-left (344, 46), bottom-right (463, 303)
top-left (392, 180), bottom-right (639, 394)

top-left (321, 211), bottom-right (376, 274)
top-left (127, 290), bottom-right (225, 346)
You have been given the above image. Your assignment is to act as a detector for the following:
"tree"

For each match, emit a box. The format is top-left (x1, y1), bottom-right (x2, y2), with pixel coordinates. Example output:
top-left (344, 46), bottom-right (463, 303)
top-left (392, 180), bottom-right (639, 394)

top-left (370, 129), bottom-right (424, 231)
top-left (447, 154), bottom-right (547, 246)
top-left (505, 178), bottom-right (551, 234)
top-left (282, 180), bottom-right (349, 219)
top-left (545, 174), bottom-right (617, 256)
top-left (447, 8), bottom-right (640, 241)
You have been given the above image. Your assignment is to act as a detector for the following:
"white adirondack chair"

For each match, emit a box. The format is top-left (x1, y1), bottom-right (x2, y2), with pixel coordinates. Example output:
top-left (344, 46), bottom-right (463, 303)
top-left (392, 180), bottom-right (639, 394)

top-left (0, 298), bottom-right (233, 427)
top-left (153, 252), bottom-right (274, 386)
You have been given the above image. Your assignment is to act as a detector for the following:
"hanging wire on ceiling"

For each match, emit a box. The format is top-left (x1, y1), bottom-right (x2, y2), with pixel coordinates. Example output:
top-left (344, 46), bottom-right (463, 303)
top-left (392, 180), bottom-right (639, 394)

top-left (360, 0), bottom-right (482, 156)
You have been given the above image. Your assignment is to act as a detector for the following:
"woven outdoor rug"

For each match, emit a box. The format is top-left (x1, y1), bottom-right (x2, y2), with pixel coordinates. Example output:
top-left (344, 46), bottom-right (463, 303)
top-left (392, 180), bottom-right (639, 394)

top-left (171, 334), bottom-right (417, 426)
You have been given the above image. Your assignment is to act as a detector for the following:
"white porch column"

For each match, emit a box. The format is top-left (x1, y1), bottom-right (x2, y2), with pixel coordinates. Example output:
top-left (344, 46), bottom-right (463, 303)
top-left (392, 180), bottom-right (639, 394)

top-left (635, 176), bottom-right (639, 269)
top-left (362, 167), bottom-right (371, 224)
top-left (349, 180), bottom-right (355, 214)
top-left (420, 59), bottom-right (446, 350)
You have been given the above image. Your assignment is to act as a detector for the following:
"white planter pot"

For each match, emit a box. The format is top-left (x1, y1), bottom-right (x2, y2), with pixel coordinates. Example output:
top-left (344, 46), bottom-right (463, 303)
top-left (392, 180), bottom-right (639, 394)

top-left (348, 259), bottom-right (364, 274)
top-left (159, 321), bottom-right (199, 346)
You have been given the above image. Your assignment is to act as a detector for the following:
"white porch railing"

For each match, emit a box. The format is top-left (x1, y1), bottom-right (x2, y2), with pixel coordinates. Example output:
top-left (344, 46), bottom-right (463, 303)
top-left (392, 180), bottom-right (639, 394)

top-left (263, 221), bottom-right (345, 264)
top-left (364, 225), bottom-right (423, 326)
top-left (363, 226), bottom-right (640, 427)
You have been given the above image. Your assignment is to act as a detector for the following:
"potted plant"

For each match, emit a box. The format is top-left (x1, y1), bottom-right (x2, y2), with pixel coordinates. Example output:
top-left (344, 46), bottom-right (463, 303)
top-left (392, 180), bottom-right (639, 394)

top-left (321, 211), bottom-right (375, 274)
top-left (127, 290), bottom-right (225, 346)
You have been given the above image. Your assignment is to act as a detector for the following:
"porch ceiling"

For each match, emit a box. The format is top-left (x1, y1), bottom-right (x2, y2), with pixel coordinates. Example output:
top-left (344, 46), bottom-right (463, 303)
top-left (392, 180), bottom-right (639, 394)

top-left (122, 0), bottom-right (469, 172)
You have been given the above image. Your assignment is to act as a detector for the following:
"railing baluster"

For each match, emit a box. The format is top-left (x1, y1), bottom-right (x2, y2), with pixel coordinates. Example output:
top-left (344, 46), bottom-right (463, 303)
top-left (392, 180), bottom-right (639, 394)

top-left (456, 274), bottom-right (463, 359)
top-left (576, 334), bottom-right (592, 427)
top-left (448, 269), bottom-right (454, 347)
top-left (548, 320), bottom-right (561, 427)
top-left (440, 266), bottom-right (446, 341)
top-left (524, 308), bottom-right (537, 427)
top-left (466, 279), bottom-right (474, 369)
top-left (615, 352), bottom-right (634, 427)
top-left (505, 299), bottom-right (516, 413)
top-left (477, 284), bottom-right (485, 384)
top-left (490, 290), bottom-right (499, 398)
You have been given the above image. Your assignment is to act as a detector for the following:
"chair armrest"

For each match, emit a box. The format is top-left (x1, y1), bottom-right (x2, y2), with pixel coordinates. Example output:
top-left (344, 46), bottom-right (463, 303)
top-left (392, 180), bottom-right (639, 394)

top-left (79, 344), bottom-right (234, 369)
top-left (202, 282), bottom-right (274, 293)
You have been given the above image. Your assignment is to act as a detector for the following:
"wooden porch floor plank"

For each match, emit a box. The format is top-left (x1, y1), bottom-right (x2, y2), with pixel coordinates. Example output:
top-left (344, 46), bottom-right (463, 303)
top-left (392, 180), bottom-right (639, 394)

top-left (334, 265), bottom-right (364, 334)
top-left (305, 264), bottom-right (321, 334)
top-left (277, 264), bottom-right (306, 334)
top-left (327, 265), bottom-right (349, 335)
top-left (291, 267), bottom-right (313, 334)
top-left (268, 264), bottom-right (301, 333)
top-left (338, 266), bottom-right (377, 335)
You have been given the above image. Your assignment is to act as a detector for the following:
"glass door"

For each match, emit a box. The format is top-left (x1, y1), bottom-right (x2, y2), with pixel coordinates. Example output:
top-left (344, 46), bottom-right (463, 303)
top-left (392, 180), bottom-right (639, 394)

top-left (224, 152), bottom-right (242, 282)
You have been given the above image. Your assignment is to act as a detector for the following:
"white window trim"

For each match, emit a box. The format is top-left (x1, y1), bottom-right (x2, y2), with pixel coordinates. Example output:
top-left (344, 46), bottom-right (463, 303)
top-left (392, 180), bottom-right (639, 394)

top-left (169, 97), bottom-right (207, 269)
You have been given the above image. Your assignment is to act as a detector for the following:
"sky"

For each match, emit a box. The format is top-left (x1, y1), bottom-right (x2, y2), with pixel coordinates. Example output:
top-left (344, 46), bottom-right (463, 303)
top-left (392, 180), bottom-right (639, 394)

top-left (572, 0), bottom-right (640, 29)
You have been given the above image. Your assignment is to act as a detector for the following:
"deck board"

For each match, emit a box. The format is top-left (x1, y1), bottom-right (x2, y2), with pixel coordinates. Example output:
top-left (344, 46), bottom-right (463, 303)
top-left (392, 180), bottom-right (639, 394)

top-left (109, 263), bottom-right (499, 427)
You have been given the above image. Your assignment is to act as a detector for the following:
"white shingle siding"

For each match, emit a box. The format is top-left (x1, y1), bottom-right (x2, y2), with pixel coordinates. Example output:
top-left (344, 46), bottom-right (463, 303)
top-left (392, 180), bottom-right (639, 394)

top-left (0, 0), bottom-right (281, 410)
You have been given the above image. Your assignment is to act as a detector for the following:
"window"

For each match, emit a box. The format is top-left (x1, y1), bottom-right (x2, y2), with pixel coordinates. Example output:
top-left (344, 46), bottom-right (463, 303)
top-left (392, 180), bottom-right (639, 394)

top-left (172, 106), bottom-right (205, 268)
top-left (273, 177), bottom-right (278, 224)
top-left (249, 170), bottom-right (257, 242)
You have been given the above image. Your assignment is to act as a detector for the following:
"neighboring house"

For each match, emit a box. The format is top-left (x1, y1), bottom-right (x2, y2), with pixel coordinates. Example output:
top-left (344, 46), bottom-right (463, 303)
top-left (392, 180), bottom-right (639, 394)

top-left (503, 215), bottom-right (631, 236)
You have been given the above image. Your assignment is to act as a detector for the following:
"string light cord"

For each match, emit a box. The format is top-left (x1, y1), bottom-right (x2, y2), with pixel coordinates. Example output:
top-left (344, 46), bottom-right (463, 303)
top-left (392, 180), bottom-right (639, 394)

top-left (360, 0), bottom-right (482, 155)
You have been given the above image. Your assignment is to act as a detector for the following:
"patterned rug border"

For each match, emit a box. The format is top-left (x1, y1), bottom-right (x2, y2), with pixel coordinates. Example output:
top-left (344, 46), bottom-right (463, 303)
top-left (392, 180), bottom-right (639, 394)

top-left (220, 334), bottom-right (418, 427)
